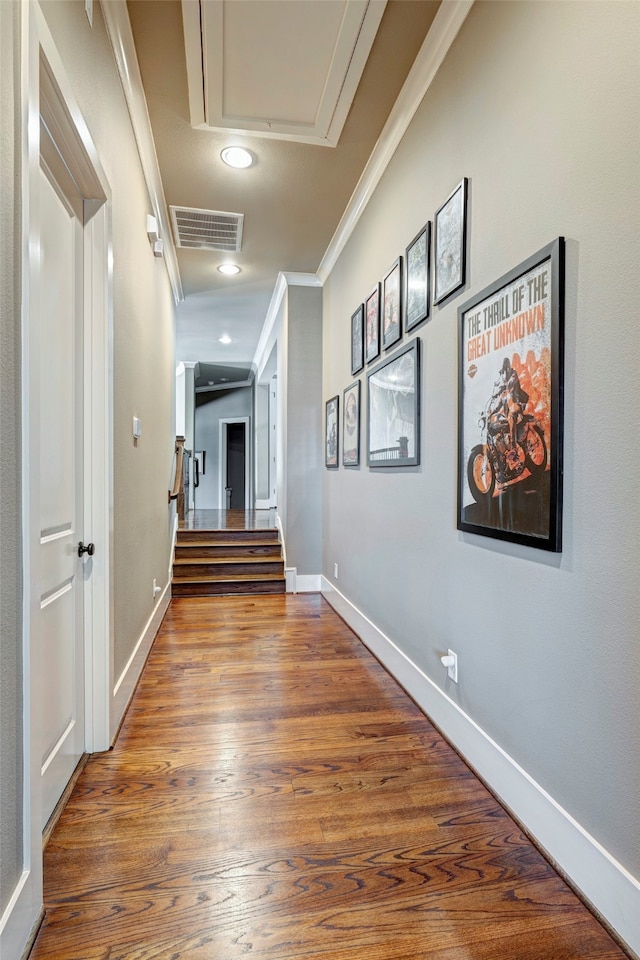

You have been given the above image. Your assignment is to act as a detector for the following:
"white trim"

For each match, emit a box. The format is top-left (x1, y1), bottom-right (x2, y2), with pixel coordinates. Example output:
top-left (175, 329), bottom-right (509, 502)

top-left (111, 582), bottom-right (170, 741)
top-left (253, 272), bottom-right (321, 378)
top-left (217, 417), bottom-right (251, 510)
top-left (296, 574), bottom-right (322, 593)
top-left (100, 0), bottom-right (183, 302)
top-left (275, 513), bottom-right (286, 567)
top-left (317, 0), bottom-right (474, 282)
top-left (285, 567), bottom-right (297, 594)
top-left (254, 499), bottom-right (271, 510)
top-left (320, 577), bottom-right (640, 958)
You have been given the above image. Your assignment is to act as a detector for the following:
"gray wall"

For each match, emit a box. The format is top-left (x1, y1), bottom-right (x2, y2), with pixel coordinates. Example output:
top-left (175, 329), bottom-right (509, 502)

top-left (323, 0), bottom-right (640, 880)
top-left (255, 383), bottom-right (270, 501)
top-left (285, 287), bottom-right (322, 576)
top-left (195, 387), bottom-right (253, 508)
top-left (0, 0), bottom-right (23, 915)
top-left (38, 0), bottom-right (177, 682)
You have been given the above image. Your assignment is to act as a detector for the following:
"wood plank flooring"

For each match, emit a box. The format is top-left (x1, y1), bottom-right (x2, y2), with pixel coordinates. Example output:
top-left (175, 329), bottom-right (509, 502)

top-left (30, 595), bottom-right (628, 959)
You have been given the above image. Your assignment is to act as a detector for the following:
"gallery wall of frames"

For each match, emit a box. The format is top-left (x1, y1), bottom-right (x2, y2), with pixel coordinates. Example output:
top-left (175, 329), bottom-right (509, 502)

top-left (325, 175), bottom-right (565, 553)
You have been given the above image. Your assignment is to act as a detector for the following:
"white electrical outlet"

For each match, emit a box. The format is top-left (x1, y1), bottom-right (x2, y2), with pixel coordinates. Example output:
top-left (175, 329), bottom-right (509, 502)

top-left (153, 578), bottom-right (162, 599)
top-left (334, 562), bottom-right (339, 579)
top-left (443, 649), bottom-right (458, 683)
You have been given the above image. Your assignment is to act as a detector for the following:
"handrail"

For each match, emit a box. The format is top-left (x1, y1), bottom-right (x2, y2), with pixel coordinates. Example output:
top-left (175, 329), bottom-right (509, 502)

top-left (168, 436), bottom-right (186, 503)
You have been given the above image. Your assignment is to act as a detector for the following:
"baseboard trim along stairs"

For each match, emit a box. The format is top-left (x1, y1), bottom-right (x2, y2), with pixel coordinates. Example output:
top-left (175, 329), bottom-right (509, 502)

top-left (172, 527), bottom-right (285, 597)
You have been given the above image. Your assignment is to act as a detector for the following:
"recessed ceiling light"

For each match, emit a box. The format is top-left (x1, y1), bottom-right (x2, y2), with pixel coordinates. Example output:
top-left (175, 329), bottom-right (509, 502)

top-left (218, 263), bottom-right (241, 276)
top-left (218, 335), bottom-right (232, 345)
top-left (221, 146), bottom-right (254, 169)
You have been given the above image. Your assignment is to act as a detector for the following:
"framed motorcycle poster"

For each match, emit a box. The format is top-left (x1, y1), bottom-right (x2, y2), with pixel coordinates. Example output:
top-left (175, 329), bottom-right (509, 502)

top-left (457, 238), bottom-right (565, 551)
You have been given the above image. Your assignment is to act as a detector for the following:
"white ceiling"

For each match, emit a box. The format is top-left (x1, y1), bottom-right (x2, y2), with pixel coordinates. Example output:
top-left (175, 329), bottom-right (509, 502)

top-left (125, 0), bottom-right (443, 368)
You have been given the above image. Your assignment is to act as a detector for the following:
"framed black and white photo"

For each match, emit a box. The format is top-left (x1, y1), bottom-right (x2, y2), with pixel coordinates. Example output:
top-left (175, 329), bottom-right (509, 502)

top-left (325, 396), bottom-right (339, 468)
top-left (367, 339), bottom-right (420, 467)
top-left (405, 222), bottom-right (431, 332)
top-left (351, 303), bottom-right (364, 375)
top-left (365, 283), bottom-right (381, 364)
top-left (458, 237), bottom-right (565, 551)
top-left (382, 257), bottom-right (403, 350)
top-left (343, 380), bottom-right (360, 466)
top-left (434, 178), bottom-right (468, 305)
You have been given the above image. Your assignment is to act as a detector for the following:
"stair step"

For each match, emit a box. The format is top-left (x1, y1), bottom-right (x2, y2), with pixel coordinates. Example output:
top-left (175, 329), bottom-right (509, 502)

top-left (172, 574), bottom-right (286, 597)
top-left (174, 541), bottom-right (282, 560)
top-left (177, 529), bottom-right (278, 544)
top-left (173, 559), bottom-right (284, 579)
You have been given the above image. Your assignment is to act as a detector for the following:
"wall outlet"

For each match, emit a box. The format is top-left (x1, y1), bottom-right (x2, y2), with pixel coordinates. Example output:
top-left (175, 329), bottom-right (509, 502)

top-left (334, 562), bottom-right (339, 579)
top-left (152, 578), bottom-right (162, 599)
top-left (446, 649), bottom-right (458, 683)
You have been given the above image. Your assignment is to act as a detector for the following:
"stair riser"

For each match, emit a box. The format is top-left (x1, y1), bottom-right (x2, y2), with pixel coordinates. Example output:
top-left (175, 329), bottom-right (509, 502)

top-left (172, 580), bottom-right (285, 597)
top-left (174, 562), bottom-right (285, 579)
top-left (177, 530), bottom-right (278, 544)
top-left (175, 545), bottom-right (282, 560)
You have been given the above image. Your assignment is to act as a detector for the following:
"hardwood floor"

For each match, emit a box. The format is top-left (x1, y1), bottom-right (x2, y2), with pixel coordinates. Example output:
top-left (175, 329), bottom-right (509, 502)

top-left (30, 594), bottom-right (627, 959)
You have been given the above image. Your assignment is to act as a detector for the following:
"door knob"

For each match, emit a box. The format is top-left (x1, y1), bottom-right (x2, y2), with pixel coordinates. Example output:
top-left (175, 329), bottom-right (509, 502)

top-left (78, 541), bottom-right (95, 557)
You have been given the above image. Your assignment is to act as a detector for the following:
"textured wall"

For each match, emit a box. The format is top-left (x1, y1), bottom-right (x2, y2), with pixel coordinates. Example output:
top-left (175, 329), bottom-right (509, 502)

top-left (0, 0), bottom-right (23, 916)
top-left (38, 1), bottom-right (176, 682)
top-left (323, 0), bottom-right (640, 877)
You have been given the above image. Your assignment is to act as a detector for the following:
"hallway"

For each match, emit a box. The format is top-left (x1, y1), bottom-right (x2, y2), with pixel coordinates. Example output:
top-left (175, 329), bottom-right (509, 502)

top-left (30, 594), bottom-right (626, 959)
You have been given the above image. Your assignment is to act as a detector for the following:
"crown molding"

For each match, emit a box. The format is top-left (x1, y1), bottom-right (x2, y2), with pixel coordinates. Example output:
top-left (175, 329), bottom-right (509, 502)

top-left (101, 0), bottom-right (184, 303)
top-left (253, 272), bottom-right (321, 377)
top-left (317, 0), bottom-right (474, 283)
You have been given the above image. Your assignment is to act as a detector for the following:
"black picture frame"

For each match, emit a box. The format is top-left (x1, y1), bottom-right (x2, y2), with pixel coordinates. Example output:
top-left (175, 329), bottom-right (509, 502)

top-left (350, 303), bottom-right (364, 375)
top-left (382, 257), bottom-right (403, 350)
top-left (405, 222), bottom-right (431, 332)
top-left (365, 283), bottom-right (381, 364)
top-left (457, 237), bottom-right (565, 551)
top-left (342, 380), bottom-right (360, 466)
top-left (325, 395), bottom-right (339, 468)
top-left (434, 178), bottom-right (468, 305)
top-left (367, 339), bottom-right (420, 467)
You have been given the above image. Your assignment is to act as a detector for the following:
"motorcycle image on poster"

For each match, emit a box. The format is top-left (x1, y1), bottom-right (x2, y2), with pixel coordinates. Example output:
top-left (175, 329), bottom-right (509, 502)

top-left (457, 239), bottom-right (564, 552)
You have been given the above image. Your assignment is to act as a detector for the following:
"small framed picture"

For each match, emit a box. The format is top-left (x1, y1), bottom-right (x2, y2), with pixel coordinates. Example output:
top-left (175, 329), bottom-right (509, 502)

top-left (325, 395), bottom-right (339, 468)
top-left (367, 339), bottom-right (420, 467)
top-left (351, 303), bottom-right (364, 375)
top-left (405, 222), bottom-right (431, 332)
top-left (382, 257), bottom-right (402, 350)
top-left (365, 283), bottom-right (381, 364)
top-left (434, 178), bottom-right (468, 305)
top-left (342, 380), bottom-right (361, 466)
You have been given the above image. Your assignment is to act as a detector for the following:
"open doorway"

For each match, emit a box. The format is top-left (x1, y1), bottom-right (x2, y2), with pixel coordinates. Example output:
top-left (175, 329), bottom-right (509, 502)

top-left (219, 417), bottom-right (250, 508)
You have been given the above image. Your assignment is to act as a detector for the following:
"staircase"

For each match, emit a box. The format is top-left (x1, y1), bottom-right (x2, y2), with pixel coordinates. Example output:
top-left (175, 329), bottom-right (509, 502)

top-left (172, 526), bottom-right (286, 597)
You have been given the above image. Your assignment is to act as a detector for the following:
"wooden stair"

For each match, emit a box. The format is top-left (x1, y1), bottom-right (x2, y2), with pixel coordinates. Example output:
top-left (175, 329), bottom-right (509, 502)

top-left (172, 527), bottom-right (285, 597)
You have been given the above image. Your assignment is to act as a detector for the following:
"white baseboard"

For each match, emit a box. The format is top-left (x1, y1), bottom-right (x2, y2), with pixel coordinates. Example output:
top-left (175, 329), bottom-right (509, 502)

top-left (254, 499), bottom-right (271, 510)
top-left (0, 869), bottom-right (42, 960)
top-left (285, 568), bottom-right (322, 593)
top-left (110, 582), bottom-right (170, 742)
top-left (321, 576), bottom-right (640, 958)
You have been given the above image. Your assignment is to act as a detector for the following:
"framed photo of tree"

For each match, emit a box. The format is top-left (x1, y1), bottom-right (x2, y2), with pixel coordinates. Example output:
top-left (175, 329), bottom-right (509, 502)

top-left (405, 222), bottom-right (430, 332)
top-left (434, 178), bottom-right (468, 305)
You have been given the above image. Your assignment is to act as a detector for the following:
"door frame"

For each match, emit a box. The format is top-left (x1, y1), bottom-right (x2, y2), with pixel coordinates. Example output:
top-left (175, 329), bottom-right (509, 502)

top-left (11, 5), bottom-right (113, 951)
top-left (218, 417), bottom-right (250, 509)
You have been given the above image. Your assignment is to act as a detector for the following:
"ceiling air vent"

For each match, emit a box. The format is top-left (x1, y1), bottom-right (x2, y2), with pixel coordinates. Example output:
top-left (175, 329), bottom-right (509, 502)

top-left (170, 205), bottom-right (244, 252)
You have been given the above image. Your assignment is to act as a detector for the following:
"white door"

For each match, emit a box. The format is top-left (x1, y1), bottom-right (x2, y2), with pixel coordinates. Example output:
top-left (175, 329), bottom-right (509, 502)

top-left (37, 163), bottom-right (86, 828)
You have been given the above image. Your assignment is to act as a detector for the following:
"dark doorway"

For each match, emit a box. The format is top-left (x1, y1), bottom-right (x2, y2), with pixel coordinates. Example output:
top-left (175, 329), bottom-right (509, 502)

top-left (226, 422), bottom-right (246, 508)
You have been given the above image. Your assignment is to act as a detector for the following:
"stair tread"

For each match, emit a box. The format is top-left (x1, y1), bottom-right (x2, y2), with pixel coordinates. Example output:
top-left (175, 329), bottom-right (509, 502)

top-left (175, 540), bottom-right (280, 548)
top-left (174, 556), bottom-right (280, 565)
top-left (173, 572), bottom-right (285, 583)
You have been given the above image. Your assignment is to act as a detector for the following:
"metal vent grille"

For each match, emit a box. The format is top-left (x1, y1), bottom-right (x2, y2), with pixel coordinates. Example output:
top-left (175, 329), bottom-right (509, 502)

top-left (170, 206), bottom-right (244, 252)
